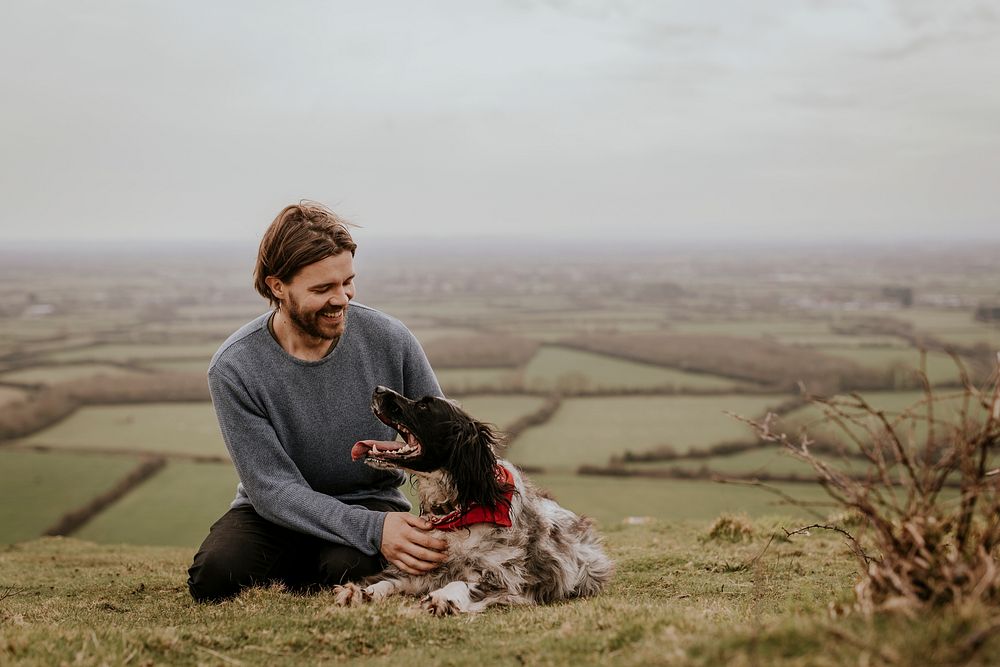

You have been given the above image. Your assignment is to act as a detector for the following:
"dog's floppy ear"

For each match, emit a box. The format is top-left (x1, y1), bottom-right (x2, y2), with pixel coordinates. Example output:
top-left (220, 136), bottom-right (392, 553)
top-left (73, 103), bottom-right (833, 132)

top-left (447, 420), bottom-right (506, 510)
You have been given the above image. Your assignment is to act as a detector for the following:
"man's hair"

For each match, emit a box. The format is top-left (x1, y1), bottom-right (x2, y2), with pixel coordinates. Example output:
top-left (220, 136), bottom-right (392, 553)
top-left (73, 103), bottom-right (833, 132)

top-left (254, 201), bottom-right (358, 307)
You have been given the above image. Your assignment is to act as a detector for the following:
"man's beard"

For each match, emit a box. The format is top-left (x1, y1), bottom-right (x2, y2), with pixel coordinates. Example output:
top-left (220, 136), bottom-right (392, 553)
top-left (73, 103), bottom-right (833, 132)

top-left (285, 295), bottom-right (348, 341)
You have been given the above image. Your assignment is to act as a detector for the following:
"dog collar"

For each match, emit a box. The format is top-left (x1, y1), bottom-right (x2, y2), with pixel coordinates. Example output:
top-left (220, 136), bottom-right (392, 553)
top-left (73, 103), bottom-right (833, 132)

top-left (427, 466), bottom-right (515, 531)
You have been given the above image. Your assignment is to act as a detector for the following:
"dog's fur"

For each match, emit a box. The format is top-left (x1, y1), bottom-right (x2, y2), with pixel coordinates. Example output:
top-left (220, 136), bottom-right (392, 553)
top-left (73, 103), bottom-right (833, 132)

top-left (334, 386), bottom-right (614, 615)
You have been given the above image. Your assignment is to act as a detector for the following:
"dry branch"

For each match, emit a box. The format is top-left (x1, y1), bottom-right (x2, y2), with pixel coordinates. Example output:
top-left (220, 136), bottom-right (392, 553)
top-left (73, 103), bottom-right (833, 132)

top-left (734, 353), bottom-right (1000, 614)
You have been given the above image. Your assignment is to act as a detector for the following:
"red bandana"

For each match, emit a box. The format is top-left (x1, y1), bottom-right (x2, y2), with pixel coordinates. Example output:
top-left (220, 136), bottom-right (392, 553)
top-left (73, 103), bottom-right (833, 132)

top-left (426, 465), bottom-right (515, 531)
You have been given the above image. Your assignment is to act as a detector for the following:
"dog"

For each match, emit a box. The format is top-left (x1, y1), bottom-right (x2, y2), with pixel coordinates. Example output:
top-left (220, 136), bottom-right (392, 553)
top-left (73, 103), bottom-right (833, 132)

top-left (333, 386), bottom-right (614, 616)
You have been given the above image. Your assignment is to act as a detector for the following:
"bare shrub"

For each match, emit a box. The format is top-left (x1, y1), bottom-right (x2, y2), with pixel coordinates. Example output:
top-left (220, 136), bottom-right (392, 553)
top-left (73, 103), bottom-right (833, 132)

top-left (0, 388), bottom-right (76, 440)
top-left (739, 354), bottom-right (1000, 614)
top-left (706, 513), bottom-right (755, 542)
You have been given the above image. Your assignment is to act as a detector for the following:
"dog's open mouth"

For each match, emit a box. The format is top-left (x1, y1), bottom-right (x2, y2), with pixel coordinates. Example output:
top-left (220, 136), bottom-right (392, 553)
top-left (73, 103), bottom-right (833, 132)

top-left (351, 405), bottom-right (423, 469)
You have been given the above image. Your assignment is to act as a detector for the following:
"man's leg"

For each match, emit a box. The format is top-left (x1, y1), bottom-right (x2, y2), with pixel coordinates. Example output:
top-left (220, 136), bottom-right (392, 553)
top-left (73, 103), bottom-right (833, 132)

top-left (306, 499), bottom-right (399, 590)
top-left (187, 505), bottom-right (303, 603)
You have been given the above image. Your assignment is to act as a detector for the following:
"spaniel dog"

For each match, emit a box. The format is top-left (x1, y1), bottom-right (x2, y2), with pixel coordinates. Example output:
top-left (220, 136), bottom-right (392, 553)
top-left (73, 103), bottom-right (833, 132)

top-left (334, 386), bottom-right (614, 616)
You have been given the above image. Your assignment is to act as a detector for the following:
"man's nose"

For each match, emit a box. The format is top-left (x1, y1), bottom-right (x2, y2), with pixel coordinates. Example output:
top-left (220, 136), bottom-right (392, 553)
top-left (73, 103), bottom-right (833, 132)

top-left (328, 288), bottom-right (350, 305)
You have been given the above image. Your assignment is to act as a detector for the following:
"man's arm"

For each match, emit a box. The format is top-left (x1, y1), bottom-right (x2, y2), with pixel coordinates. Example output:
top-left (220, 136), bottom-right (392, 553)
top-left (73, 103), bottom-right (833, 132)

top-left (208, 368), bottom-right (386, 555)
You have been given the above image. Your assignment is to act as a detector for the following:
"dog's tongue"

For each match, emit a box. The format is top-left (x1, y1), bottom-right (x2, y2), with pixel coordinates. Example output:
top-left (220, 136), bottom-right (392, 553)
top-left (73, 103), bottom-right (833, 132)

top-left (351, 439), bottom-right (404, 461)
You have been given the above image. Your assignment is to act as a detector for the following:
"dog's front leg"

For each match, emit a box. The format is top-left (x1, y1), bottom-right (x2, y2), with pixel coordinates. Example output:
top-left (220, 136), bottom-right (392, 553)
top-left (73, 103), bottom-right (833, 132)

top-left (332, 579), bottom-right (401, 607)
top-left (420, 581), bottom-right (474, 616)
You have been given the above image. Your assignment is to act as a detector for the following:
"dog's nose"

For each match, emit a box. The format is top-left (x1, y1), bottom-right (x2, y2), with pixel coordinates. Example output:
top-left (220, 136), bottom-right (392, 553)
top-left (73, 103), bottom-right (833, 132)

top-left (374, 386), bottom-right (390, 397)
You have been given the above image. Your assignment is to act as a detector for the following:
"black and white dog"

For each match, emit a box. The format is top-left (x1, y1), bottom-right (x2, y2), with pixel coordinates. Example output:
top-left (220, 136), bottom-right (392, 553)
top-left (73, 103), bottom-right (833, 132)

top-left (334, 386), bottom-right (614, 615)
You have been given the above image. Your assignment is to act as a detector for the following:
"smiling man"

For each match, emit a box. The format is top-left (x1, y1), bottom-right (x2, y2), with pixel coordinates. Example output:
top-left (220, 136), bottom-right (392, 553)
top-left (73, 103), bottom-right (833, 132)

top-left (187, 201), bottom-right (448, 603)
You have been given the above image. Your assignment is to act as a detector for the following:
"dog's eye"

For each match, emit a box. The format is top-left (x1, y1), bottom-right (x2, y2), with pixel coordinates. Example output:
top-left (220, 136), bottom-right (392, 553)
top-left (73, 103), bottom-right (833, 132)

top-left (416, 402), bottom-right (429, 411)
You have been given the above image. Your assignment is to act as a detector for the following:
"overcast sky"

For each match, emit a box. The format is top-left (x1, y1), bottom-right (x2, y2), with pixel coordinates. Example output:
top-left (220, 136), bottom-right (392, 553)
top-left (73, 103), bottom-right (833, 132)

top-left (2, 0), bottom-right (998, 244)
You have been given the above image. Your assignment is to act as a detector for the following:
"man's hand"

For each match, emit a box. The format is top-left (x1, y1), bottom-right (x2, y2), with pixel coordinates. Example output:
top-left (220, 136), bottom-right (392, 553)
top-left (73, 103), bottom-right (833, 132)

top-left (380, 512), bottom-right (448, 575)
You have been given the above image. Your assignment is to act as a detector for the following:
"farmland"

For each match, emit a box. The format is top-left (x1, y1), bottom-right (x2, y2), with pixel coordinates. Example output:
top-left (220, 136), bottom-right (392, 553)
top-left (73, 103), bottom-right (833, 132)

top-left (1, 240), bottom-right (998, 549)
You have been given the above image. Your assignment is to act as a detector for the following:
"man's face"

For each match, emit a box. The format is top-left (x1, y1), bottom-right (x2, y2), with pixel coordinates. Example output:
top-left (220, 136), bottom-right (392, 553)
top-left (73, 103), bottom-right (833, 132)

top-left (276, 252), bottom-right (356, 341)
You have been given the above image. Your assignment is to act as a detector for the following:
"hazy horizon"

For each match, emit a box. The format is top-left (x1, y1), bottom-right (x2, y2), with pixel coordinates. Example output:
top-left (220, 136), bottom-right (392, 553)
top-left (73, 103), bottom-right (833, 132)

top-left (3, 1), bottom-right (999, 243)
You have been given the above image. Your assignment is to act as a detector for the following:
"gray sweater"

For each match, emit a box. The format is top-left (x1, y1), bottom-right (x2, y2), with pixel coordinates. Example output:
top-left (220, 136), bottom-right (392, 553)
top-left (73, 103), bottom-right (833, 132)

top-left (207, 303), bottom-right (442, 556)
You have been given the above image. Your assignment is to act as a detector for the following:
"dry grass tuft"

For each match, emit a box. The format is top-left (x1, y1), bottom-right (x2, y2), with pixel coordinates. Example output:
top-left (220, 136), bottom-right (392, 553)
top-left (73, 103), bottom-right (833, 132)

top-left (706, 513), bottom-right (755, 542)
top-left (738, 352), bottom-right (1000, 615)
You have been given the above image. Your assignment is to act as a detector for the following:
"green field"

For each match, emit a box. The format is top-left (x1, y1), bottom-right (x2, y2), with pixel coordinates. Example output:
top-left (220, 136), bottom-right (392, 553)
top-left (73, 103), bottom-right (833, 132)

top-left (75, 461), bottom-right (240, 547)
top-left (16, 403), bottom-right (228, 457)
top-left (0, 449), bottom-right (142, 543)
top-left (522, 346), bottom-right (746, 392)
top-left (815, 346), bottom-right (963, 385)
top-left (509, 394), bottom-right (789, 470)
top-left (627, 447), bottom-right (822, 477)
top-left (526, 473), bottom-right (830, 524)
top-left (69, 466), bottom-right (830, 548)
top-left (409, 326), bottom-right (484, 341)
top-left (132, 319), bottom-right (253, 338)
top-left (40, 342), bottom-right (220, 364)
top-left (435, 367), bottom-right (520, 392)
top-left (885, 307), bottom-right (985, 333)
top-left (934, 329), bottom-right (1000, 347)
top-left (0, 313), bottom-right (140, 339)
top-left (173, 304), bottom-right (267, 320)
top-left (779, 389), bottom-right (978, 446)
top-left (0, 363), bottom-right (147, 385)
top-left (458, 394), bottom-right (549, 429)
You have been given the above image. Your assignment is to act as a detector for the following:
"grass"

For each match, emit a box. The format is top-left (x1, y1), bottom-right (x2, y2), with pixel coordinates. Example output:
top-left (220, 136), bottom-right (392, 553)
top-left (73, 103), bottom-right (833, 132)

top-left (883, 307), bottom-right (984, 333)
top-left (812, 346), bottom-right (963, 385)
top-left (456, 395), bottom-right (549, 430)
top-left (40, 343), bottom-right (220, 364)
top-left (15, 403), bottom-right (228, 458)
top-left (0, 364), bottom-right (146, 385)
top-left (435, 367), bottom-right (520, 393)
top-left (627, 448), bottom-right (820, 477)
top-left (75, 462), bottom-right (239, 548)
top-left (509, 394), bottom-right (789, 470)
top-left (933, 329), bottom-right (1000, 347)
top-left (0, 450), bottom-right (142, 544)
top-left (3, 521), bottom-right (997, 666)
top-left (526, 474), bottom-right (831, 524)
top-left (779, 389), bottom-right (976, 446)
top-left (522, 346), bottom-right (745, 392)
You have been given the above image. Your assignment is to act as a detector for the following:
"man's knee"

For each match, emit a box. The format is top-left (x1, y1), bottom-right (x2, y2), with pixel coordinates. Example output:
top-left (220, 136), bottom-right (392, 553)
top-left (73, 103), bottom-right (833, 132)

top-left (188, 545), bottom-right (253, 603)
top-left (187, 506), bottom-right (289, 603)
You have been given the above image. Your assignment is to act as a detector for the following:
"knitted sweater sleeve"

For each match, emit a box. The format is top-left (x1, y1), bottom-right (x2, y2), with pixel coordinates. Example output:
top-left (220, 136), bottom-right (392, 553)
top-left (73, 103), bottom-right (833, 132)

top-left (208, 368), bottom-right (386, 555)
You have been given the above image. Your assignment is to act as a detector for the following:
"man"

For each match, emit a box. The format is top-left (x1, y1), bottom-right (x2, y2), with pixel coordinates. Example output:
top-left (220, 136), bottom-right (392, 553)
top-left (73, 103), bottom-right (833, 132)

top-left (187, 201), bottom-right (448, 603)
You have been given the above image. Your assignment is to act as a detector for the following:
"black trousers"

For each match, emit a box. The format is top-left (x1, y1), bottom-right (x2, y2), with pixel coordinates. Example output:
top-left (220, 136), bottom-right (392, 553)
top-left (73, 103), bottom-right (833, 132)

top-left (187, 500), bottom-right (392, 603)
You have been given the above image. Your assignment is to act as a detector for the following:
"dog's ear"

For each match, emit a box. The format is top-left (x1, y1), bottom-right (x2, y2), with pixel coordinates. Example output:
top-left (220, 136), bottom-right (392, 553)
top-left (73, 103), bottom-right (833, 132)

top-left (447, 420), bottom-right (506, 510)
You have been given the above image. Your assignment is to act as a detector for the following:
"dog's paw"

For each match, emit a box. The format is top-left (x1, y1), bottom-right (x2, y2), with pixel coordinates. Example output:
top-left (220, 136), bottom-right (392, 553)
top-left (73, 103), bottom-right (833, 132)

top-left (420, 593), bottom-right (460, 617)
top-left (332, 583), bottom-right (371, 607)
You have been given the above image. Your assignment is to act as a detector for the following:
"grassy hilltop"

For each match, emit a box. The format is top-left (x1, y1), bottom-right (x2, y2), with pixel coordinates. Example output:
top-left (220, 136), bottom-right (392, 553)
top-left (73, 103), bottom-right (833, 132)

top-left (3, 520), bottom-right (999, 666)
top-left (2, 245), bottom-right (1000, 664)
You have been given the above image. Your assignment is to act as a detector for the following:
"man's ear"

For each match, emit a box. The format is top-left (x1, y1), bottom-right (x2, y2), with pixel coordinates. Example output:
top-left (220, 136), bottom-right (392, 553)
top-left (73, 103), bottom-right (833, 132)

top-left (264, 276), bottom-right (285, 300)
